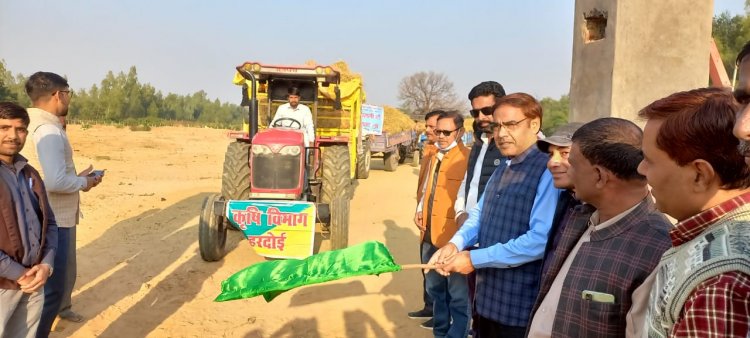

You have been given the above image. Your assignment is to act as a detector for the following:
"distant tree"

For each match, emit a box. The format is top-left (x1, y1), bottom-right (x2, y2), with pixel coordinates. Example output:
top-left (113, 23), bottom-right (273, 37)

top-left (0, 61), bottom-right (16, 102)
top-left (713, 11), bottom-right (750, 77)
top-left (540, 95), bottom-right (569, 135)
top-left (398, 71), bottom-right (462, 118)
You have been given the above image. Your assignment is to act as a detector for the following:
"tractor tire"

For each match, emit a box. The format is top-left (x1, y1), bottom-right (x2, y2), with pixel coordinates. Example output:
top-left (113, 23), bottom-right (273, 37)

top-left (329, 196), bottom-right (350, 250)
top-left (199, 194), bottom-right (228, 262)
top-left (383, 151), bottom-right (398, 172)
top-left (221, 142), bottom-right (250, 231)
top-left (356, 144), bottom-right (371, 179)
top-left (398, 145), bottom-right (407, 164)
top-left (221, 141), bottom-right (251, 201)
top-left (411, 150), bottom-right (420, 167)
top-left (321, 145), bottom-right (351, 203)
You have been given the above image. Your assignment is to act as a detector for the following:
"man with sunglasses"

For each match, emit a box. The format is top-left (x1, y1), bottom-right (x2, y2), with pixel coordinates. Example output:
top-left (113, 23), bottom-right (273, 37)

top-left (428, 93), bottom-right (560, 338)
top-left (409, 109), bottom-right (442, 328)
top-left (454, 81), bottom-right (506, 228)
top-left (415, 110), bottom-right (470, 337)
top-left (23, 72), bottom-right (102, 336)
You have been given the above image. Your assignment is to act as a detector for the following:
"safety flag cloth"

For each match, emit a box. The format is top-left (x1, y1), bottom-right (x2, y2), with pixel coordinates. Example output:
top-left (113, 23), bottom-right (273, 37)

top-left (215, 241), bottom-right (400, 302)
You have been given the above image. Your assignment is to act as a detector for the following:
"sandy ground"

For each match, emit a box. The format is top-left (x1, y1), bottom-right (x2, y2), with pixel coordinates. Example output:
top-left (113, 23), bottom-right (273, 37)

top-left (47, 125), bottom-right (433, 338)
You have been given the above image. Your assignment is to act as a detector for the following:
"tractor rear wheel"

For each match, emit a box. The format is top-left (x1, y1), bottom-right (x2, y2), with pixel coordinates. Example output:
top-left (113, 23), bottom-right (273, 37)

top-left (411, 150), bottom-right (420, 167)
top-left (321, 145), bottom-right (351, 203)
top-left (222, 141), bottom-right (251, 201)
top-left (221, 141), bottom-right (250, 230)
top-left (329, 196), bottom-right (350, 250)
top-left (383, 151), bottom-right (398, 172)
top-left (356, 143), bottom-right (371, 179)
top-left (199, 194), bottom-right (228, 262)
top-left (398, 145), bottom-right (407, 164)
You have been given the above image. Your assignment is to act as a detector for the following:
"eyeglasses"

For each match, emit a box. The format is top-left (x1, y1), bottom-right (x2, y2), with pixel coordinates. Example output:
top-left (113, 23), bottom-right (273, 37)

top-left (434, 128), bottom-right (460, 137)
top-left (469, 106), bottom-right (494, 118)
top-left (491, 118), bottom-right (529, 132)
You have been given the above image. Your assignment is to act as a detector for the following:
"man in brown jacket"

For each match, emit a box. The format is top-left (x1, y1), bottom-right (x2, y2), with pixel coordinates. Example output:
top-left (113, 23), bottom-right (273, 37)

top-left (0, 102), bottom-right (57, 337)
top-left (409, 110), bottom-right (441, 325)
top-left (415, 110), bottom-right (470, 337)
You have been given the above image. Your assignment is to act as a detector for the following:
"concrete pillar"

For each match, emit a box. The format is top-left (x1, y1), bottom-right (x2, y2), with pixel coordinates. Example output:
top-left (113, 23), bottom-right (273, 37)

top-left (569, 0), bottom-right (714, 124)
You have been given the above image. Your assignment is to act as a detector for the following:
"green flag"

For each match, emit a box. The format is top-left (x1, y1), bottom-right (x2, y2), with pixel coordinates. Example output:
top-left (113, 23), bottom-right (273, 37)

top-left (215, 241), bottom-right (401, 302)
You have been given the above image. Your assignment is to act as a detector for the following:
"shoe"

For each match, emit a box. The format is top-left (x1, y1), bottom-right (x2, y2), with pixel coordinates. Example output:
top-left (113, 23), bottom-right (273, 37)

top-left (407, 308), bottom-right (433, 319)
top-left (419, 318), bottom-right (434, 330)
top-left (58, 310), bottom-right (84, 323)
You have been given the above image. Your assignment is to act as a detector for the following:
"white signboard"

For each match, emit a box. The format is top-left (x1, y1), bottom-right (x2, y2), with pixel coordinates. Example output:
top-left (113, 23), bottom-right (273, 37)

top-left (361, 104), bottom-right (384, 135)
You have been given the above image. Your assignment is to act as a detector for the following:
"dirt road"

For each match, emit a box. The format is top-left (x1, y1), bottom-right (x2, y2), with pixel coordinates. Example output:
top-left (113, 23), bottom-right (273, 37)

top-left (49, 125), bottom-right (433, 338)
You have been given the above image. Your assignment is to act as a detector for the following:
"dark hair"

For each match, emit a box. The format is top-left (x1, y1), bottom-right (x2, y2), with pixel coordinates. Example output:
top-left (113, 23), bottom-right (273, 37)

top-left (25, 71), bottom-right (69, 103)
top-left (638, 87), bottom-right (750, 189)
top-left (493, 92), bottom-right (543, 132)
top-left (468, 81), bottom-right (506, 101)
top-left (737, 40), bottom-right (750, 66)
top-left (437, 110), bottom-right (464, 129)
top-left (287, 86), bottom-right (301, 96)
top-left (424, 110), bottom-right (443, 121)
top-left (572, 118), bottom-right (644, 181)
top-left (0, 102), bottom-right (30, 126)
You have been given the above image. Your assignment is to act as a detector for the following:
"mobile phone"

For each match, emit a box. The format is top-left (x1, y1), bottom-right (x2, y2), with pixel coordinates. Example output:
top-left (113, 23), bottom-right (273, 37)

top-left (581, 290), bottom-right (615, 304)
top-left (89, 169), bottom-right (106, 178)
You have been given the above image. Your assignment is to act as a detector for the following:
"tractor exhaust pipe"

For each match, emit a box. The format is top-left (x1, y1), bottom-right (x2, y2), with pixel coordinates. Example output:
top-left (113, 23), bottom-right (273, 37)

top-left (236, 67), bottom-right (259, 140)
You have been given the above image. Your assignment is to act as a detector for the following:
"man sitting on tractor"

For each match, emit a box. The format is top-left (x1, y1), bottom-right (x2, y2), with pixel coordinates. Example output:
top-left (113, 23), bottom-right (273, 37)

top-left (270, 87), bottom-right (315, 146)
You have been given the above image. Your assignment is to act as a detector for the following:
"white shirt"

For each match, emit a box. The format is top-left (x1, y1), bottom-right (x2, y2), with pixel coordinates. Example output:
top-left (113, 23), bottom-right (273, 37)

top-left (271, 103), bottom-right (315, 145)
top-left (454, 134), bottom-right (490, 218)
top-left (22, 108), bottom-right (86, 228)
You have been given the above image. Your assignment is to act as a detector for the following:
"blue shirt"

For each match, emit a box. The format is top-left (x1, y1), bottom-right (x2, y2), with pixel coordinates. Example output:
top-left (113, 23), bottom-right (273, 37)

top-left (449, 167), bottom-right (560, 268)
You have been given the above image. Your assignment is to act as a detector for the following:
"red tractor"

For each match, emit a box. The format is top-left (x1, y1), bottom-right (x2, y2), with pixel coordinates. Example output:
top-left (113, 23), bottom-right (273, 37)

top-left (199, 62), bottom-right (359, 261)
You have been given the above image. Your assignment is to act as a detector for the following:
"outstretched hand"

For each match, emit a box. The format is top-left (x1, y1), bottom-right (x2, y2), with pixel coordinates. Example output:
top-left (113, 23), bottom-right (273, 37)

top-left (425, 243), bottom-right (459, 276)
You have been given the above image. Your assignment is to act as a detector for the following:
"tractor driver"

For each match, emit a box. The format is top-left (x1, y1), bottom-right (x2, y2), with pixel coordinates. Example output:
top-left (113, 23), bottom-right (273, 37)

top-left (270, 86), bottom-right (315, 147)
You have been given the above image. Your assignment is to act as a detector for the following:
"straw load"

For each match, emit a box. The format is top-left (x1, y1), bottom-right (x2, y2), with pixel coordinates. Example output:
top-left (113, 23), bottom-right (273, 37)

top-left (382, 106), bottom-right (415, 134)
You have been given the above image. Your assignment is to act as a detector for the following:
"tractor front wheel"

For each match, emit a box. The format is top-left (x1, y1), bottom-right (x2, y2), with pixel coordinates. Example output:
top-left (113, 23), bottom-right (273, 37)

top-left (199, 194), bottom-right (228, 262)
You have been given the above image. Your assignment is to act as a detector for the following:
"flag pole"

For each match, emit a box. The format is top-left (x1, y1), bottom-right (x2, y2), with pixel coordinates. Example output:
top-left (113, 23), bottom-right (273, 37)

top-left (400, 264), bottom-right (436, 270)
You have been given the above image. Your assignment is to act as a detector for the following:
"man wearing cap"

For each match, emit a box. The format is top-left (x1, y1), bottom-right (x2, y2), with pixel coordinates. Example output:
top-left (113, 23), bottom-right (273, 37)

top-left (527, 118), bottom-right (671, 337)
top-left (534, 122), bottom-right (585, 276)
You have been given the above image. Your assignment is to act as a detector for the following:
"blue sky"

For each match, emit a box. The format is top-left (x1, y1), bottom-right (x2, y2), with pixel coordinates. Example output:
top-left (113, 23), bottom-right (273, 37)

top-left (0, 1), bottom-right (745, 108)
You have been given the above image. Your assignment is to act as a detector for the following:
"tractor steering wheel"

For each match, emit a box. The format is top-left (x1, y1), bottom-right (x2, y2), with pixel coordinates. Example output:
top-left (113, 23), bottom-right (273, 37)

top-left (272, 117), bottom-right (302, 129)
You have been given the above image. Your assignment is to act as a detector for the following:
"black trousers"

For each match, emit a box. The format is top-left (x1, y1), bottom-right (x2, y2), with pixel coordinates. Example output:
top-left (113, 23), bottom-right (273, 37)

top-left (476, 315), bottom-right (526, 338)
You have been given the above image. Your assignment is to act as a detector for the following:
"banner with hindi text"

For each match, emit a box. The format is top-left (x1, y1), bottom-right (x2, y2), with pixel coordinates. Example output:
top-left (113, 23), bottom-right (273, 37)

top-left (226, 200), bottom-right (316, 259)
top-left (361, 104), bottom-right (384, 136)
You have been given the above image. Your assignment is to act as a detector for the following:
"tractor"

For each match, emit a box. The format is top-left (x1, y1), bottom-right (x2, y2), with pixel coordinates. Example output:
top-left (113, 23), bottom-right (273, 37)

top-left (199, 62), bottom-right (365, 261)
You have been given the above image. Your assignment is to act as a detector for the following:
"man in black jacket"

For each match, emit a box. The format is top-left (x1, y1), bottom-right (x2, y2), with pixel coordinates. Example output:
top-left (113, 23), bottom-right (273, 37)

top-left (453, 81), bottom-right (506, 225)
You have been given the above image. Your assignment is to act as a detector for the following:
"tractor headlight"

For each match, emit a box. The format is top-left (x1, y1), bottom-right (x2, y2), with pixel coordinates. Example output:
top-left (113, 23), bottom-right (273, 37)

top-left (252, 63), bottom-right (261, 72)
top-left (251, 145), bottom-right (272, 155)
top-left (315, 66), bottom-right (324, 74)
top-left (279, 146), bottom-right (301, 156)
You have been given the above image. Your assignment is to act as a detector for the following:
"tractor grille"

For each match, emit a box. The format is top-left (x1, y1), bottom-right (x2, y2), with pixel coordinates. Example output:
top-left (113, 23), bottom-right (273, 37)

top-left (252, 153), bottom-right (301, 190)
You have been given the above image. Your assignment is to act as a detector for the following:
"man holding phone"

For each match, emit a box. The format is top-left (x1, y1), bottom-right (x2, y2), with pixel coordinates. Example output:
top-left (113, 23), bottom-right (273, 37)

top-left (527, 118), bottom-right (671, 337)
top-left (22, 72), bottom-right (102, 336)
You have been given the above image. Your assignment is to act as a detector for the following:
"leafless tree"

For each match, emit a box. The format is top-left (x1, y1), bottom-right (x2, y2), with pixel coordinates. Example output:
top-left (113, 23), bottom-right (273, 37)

top-left (398, 71), bottom-right (462, 118)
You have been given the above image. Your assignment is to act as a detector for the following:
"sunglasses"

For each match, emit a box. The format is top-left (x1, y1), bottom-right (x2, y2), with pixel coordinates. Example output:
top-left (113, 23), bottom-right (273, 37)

top-left (469, 106), bottom-right (494, 118)
top-left (734, 89), bottom-right (750, 105)
top-left (434, 128), bottom-right (460, 137)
